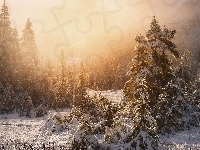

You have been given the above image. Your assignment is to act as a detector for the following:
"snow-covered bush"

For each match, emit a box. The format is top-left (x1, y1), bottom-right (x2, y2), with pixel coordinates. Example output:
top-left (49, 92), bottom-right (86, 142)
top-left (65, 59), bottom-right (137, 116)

top-left (14, 91), bottom-right (34, 117)
top-left (41, 107), bottom-right (82, 134)
top-left (34, 104), bottom-right (47, 118)
top-left (71, 114), bottom-right (99, 150)
top-left (0, 83), bottom-right (15, 114)
top-left (41, 112), bottom-right (68, 133)
top-left (158, 77), bottom-right (200, 133)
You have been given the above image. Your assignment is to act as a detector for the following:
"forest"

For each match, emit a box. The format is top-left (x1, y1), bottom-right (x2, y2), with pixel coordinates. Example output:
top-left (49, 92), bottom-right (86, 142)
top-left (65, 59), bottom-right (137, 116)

top-left (0, 0), bottom-right (200, 149)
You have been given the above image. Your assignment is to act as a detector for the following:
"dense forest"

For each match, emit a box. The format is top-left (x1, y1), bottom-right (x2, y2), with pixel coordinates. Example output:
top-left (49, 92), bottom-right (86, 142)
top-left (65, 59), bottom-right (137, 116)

top-left (0, 0), bottom-right (200, 149)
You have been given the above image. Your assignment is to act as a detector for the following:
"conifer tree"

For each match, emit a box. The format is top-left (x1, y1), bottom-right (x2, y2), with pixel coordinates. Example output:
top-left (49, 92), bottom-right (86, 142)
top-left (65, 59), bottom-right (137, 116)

top-left (103, 59), bottom-right (115, 90)
top-left (0, 0), bottom-right (21, 113)
top-left (176, 51), bottom-right (196, 101)
top-left (113, 62), bottom-right (125, 90)
top-left (74, 59), bottom-right (89, 110)
top-left (21, 18), bottom-right (38, 66)
top-left (124, 35), bottom-right (152, 102)
top-left (118, 35), bottom-right (158, 149)
top-left (20, 18), bottom-right (38, 83)
top-left (42, 60), bottom-right (56, 108)
top-left (158, 78), bottom-right (185, 133)
top-left (146, 16), bottom-right (180, 108)
top-left (144, 17), bottom-right (196, 133)
top-left (0, 0), bottom-right (20, 84)
top-left (72, 114), bottom-right (99, 149)
top-left (54, 49), bottom-right (69, 108)
top-left (20, 18), bottom-right (40, 106)
top-left (0, 83), bottom-right (15, 114)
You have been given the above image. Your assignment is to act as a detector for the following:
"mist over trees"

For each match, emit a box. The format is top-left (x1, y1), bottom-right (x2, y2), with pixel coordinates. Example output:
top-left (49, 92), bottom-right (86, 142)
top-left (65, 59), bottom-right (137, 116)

top-left (0, 0), bottom-right (200, 149)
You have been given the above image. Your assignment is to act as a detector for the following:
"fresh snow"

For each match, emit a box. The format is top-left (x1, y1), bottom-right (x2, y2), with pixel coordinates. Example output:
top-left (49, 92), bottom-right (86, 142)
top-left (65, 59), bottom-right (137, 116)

top-left (0, 111), bottom-right (71, 146)
top-left (0, 112), bottom-right (200, 148)
top-left (160, 127), bottom-right (200, 147)
top-left (87, 89), bottom-right (124, 103)
top-left (0, 114), bottom-right (200, 148)
top-left (0, 90), bottom-right (200, 149)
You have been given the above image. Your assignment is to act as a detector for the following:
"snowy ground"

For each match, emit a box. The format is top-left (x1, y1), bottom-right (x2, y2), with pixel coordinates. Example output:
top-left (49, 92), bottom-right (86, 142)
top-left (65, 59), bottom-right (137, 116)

top-left (160, 127), bottom-right (200, 149)
top-left (0, 90), bottom-right (200, 149)
top-left (0, 111), bottom-right (200, 149)
top-left (87, 89), bottom-right (124, 103)
top-left (0, 111), bottom-right (72, 146)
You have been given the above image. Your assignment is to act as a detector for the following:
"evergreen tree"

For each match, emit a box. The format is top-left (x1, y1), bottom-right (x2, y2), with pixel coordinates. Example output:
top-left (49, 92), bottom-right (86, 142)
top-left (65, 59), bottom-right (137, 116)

top-left (144, 17), bottom-right (197, 133)
top-left (176, 51), bottom-right (196, 102)
top-left (0, 83), bottom-right (15, 114)
top-left (0, 0), bottom-right (21, 113)
top-left (124, 35), bottom-right (152, 102)
top-left (0, 0), bottom-right (20, 85)
top-left (146, 16), bottom-right (180, 109)
top-left (21, 18), bottom-right (38, 66)
top-left (72, 114), bottom-right (99, 150)
top-left (54, 49), bottom-right (71, 108)
top-left (74, 59), bottom-right (89, 110)
top-left (103, 59), bottom-right (115, 90)
top-left (114, 35), bottom-right (158, 149)
top-left (20, 18), bottom-right (38, 81)
top-left (38, 60), bottom-right (54, 108)
top-left (20, 18), bottom-right (41, 107)
top-left (40, 61), bottom-right (56, 108)
top-left (158, 78), bottom-right (186, 133)
top-left (113, 60), bottom-right (125, 90)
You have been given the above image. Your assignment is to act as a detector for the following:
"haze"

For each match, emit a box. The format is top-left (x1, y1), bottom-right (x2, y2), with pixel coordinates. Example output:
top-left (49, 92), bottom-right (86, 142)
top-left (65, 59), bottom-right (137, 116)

top-left (1, 0), bottom-right (187, 61)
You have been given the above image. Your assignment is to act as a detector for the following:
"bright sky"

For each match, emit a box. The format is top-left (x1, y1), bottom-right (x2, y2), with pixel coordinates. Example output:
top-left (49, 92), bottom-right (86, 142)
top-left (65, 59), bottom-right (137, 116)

top-left (1, 0), bottom-right (184, 61)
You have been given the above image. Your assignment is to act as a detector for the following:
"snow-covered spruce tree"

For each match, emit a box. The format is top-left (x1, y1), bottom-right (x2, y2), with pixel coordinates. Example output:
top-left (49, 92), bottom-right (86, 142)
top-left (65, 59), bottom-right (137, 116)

top-left (14, 90), bottom-right (34, 117)
top-left (113, 62), bottom-right (125, 90)
top-left (176, 51), bottom-right (197, 103)
top-left (192, 73), bottom-right (200, 110)
top-left (158, 77), bottom-right (186, 133)
top-left (35, 60), bottom-right (54, 109)
top-left (54, 49), bottom-right (67, 108)
top-left (0, 83), bottom-right (15, 114)
top-left (74, 59), bottom-right (89, 110)
top-left (145, 16), bottom-right (180, 112)
top-left (21, 18), bottom-right (38, 66)
top-left (144, 17), bottom-right (199, 132)
top-left (175, 51), bottom-right (200, 123)
top-left (24, 95), bottom-right (34, 117)
top-left (106, 35), bottom-right (158, 149)
top-left (143, 17), bottom-right (186, 132)
top-left (20, 18), bottom-right (41, 106)
top-left (124, 35), bottom-right (152, 102)
top-left (0, 0), bottom-right (21, 114)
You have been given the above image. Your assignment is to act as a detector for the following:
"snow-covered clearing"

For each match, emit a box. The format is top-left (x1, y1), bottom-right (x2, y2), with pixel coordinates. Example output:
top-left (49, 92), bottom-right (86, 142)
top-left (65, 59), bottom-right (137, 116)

top-left (0, 111), bottom-right (71, 146)
top-left (87, 89), bottom-right (123, 103)
top-left (0, 111), bottom-right (200, 149)
top-left (0, 90), bottom-right (200, 149)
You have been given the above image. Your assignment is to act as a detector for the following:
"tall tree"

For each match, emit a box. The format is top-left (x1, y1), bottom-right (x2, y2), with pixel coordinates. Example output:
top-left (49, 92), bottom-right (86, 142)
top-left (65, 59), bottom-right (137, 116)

top-left (0, 0), bottom-right (21, 114)
top-left (110, 35), bottom-right (158, 149)
top-left (54, 49), bottom-right (69, 108)
top-left (0, 0), bottom-right (20, 85)
top-left (126, 35), bottom-right (157, 148)
top-left (146, 16), bottom-right (180, 108)
top-left (20, 18), bottom-right (40, 106)
top-left (21, 18), bottom-right (38, 66)
top-left (74, 59), bottom-right (89, 110)
top-left (145, 17), bottom-right (192, 133)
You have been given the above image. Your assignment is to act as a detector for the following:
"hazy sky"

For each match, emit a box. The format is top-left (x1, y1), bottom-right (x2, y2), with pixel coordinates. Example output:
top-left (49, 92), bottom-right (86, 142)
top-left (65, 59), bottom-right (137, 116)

top-left (1, 0), bottom-right (186, 61)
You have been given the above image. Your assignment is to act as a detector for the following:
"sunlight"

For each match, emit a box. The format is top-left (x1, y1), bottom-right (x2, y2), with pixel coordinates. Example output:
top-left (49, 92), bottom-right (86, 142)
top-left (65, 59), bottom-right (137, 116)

top-left (0, 0), bottom-right (200, 149)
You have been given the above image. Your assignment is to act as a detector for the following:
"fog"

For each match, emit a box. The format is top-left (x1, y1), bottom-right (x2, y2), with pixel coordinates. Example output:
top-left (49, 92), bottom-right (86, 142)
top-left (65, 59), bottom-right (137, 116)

top-left (1, 0), bottom-right (194, 61)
